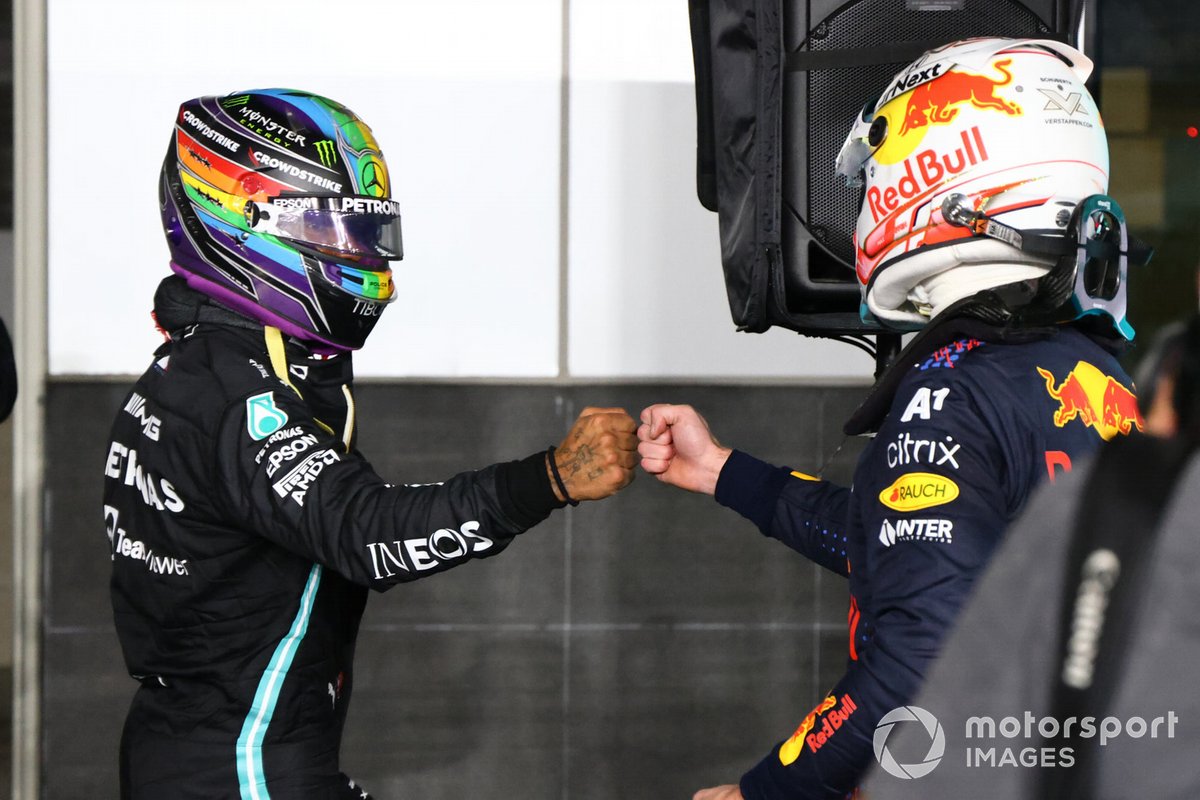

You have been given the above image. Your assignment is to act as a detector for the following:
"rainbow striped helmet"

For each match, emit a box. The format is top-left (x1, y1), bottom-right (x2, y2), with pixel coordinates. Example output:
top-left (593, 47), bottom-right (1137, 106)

top-left (160, 89), bottom-right (401, 351)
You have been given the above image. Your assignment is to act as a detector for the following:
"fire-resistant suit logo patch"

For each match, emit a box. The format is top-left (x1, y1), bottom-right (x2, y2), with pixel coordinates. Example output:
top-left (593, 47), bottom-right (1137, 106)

top-left (246, 391), bottom-right (289, 441)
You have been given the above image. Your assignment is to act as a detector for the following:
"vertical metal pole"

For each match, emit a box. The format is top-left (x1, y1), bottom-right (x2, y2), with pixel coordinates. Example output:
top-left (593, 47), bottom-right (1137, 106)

top-left (557, 0), bottom-right (571, 379)
top-left (874, 333), bottom-right (901, 380)
top-left (12, 0), bottom-right (47, 795)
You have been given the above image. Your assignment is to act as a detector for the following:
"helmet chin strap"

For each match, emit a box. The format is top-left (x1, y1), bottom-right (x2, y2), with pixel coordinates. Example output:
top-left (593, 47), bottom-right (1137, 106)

top-left (941, 194), bottom-right (1074, 259)
top-left (264, 326), bottom-right (354, 451)
top-left (940, 193), bottom-right (1153, 341)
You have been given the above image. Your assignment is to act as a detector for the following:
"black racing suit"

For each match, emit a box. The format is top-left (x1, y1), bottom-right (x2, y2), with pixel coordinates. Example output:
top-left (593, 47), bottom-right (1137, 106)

top-left (105, 279), bottom-right (563, 799)
top-left (714, 320), bottom-right (1141, 798)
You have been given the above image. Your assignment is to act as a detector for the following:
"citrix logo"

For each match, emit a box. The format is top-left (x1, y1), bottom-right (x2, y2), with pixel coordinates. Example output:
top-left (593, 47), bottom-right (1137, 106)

top-left (885, 431), bottom-right (961, 469)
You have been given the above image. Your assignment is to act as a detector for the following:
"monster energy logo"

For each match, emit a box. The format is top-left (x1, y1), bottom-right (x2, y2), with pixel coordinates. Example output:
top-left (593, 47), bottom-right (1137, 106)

top-left (221, 95), bottom-right (250, 108)
top-left (314, 140), bottom-right (337, 168)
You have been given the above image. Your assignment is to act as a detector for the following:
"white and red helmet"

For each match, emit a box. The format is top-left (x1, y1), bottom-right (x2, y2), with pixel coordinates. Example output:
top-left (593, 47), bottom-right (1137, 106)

top-left (836, 37), bottom-right (1109, 328)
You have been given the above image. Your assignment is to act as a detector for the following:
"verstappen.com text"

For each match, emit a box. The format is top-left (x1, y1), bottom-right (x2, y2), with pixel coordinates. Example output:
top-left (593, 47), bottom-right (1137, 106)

top-left (964, 710), bottom-right (1178, 767)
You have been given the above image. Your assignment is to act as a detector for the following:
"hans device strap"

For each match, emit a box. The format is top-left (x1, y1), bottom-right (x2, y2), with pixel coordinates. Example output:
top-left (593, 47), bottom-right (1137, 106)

top-left (1035, 434), bottom-right (1194, 799)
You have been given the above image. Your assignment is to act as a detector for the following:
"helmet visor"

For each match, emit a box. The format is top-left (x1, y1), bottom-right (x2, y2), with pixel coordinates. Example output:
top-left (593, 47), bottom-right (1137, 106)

top-left (321, 261), bottom-right (396, 303)
top-left (835, 98), bottom-right (882, 186)
top-left (249, 196), bottom-right (404, 261)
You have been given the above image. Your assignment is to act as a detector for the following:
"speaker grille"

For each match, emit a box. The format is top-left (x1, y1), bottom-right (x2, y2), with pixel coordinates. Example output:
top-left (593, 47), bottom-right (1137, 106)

top-left (804, 0), bottom-right (1050, 266)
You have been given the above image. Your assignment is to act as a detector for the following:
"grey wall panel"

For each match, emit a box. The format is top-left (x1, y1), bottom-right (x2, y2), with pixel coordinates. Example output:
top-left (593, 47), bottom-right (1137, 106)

top-left (565, 627), bottom-right (816, 799)
top-left (42, 380), bottom-right (868, 799)
top-left (44, 383), bottom-right (130, 631)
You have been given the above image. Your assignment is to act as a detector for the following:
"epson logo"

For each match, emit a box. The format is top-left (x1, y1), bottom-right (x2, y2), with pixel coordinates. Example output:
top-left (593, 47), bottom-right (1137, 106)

top-left (273, 197), bottom-right (320, 210)
top-left (265, 434), bottom-right (321, 478)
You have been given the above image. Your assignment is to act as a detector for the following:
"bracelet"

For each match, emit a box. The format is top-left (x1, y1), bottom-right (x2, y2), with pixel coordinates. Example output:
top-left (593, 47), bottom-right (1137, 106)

top-left (546, 446), bottom-right (579, 506)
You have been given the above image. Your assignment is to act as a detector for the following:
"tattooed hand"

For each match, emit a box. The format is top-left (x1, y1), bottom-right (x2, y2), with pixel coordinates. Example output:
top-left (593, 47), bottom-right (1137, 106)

top-left (550, 407), bottom-right (638, 502)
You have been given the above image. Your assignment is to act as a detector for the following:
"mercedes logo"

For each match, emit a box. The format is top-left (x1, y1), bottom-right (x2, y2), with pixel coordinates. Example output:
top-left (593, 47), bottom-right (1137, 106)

top-left (361, 159), bottom-right (388, 197)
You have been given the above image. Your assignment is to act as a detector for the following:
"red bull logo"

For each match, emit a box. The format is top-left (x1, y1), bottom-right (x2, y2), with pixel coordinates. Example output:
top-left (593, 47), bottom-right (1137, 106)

top-left (899, 58), bottom-right (1022, 134)
top-left (779, 695), bottom-right (838, 766)
top-left (866, 126), bottom-right (989, 223)
top-left (1038, 361), bottom-right (1144, 441)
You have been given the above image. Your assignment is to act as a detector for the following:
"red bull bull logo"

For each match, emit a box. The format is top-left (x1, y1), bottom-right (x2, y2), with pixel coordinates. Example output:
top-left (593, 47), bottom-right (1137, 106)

top-left (779, 695), bottom-right (838, 765)
top-left (899, 58), bottom-right (1022, 134)
top-left (1038, 361), bottom-right (1144, 441)
top-left (871, 58), bottom-right (1024, 170)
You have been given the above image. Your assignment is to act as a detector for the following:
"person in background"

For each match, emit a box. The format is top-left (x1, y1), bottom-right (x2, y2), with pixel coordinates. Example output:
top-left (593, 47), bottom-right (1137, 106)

top-left (105, 89), bottom-right (637, 799)
top-left (637, 38), bottom-right (1148, 799)
top-left (863, 314), bottom-right (1200, 799)
top-left (0, 316), bottom-right (15, 422)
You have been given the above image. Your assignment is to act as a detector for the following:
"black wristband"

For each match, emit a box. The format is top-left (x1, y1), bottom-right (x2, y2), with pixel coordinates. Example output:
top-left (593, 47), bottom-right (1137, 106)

top-left (547, 446), bottom-right (579, 506)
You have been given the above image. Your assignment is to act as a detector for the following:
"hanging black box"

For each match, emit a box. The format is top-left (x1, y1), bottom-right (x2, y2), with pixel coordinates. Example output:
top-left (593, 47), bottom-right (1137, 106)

top-left (689, 0), bottom-right (1087, 337)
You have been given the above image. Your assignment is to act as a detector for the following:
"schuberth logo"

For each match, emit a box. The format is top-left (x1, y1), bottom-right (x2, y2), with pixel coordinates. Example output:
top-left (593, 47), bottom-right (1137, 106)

top-left (1037, 361), bottom-right (1144, 441)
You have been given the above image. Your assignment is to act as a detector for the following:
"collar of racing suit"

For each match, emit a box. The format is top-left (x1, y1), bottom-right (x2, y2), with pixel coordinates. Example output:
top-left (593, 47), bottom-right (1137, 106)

top-left (151, 274), bottom-right (355, 448)
top-left (843, 305), bottom-right (1069, 436)
top-left (152, 275), bottom-right (265, 338)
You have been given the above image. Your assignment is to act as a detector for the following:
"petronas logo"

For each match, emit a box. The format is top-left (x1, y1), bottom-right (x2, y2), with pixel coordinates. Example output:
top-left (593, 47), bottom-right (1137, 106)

top-left (221, 95), bottom-right (250, 108)
top-left (314, 139), bottom-right (337, 167)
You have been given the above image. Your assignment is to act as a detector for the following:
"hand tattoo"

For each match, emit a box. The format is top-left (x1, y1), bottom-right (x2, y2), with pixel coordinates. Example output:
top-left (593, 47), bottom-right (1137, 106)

top-left (562, 444), bottom-right (597, 478)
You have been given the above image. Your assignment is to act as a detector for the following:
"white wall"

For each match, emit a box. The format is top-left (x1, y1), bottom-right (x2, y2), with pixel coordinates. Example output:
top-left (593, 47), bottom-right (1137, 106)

top-left (47, 0), bottom-right (875, 381)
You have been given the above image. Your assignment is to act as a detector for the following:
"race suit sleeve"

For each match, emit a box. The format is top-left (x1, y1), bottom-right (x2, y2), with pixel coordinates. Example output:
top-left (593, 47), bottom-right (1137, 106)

top-left (737, 375), bottom-right (1016, 799)
top-left (215, 386), bottom-right (563, 590)
top-left (715, 449), bottom-right (851, 577)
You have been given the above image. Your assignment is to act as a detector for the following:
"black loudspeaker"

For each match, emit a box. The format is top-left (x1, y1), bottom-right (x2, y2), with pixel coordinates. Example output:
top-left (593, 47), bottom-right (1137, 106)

top-left (690, 0), bottom-right (1091, 352)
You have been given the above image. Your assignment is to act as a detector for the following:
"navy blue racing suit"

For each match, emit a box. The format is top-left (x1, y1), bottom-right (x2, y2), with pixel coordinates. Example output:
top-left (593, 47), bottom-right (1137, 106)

top-left (714, 322), bottom-right (1141, 798)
